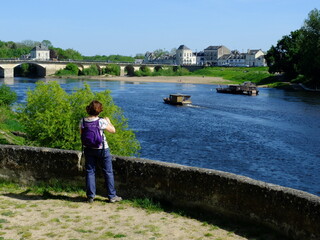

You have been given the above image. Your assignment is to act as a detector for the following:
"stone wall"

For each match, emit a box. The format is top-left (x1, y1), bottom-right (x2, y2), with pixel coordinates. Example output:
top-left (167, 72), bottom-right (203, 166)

top-left (0, 144), bottom-right (319, 240)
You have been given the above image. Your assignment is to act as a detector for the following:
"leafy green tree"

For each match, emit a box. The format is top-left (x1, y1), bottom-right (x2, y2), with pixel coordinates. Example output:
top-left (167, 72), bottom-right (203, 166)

top-left (55, 63), bottom-right (79, 76)
top-left (265, 8), bottom-right (320, 87)
top-left (153, 49), bottom-right (169, 59)
top-left (41, 40), bottom-right (53, 48)
top-left (265, 30), bottom-right (303, 79)
top-left (18, 82), bottom-right (140, 156)
top-left (20, 40), bottom-right (40, 47)
top-left (107, 55), bottom-right (134, 62)
top-left (82, 65), bottom-right (99, 76)
top-left (20, 63), bottom-right (30, 77)
top-left (52, 47), bottom-right (83, 60)
top-left (0, 84), bottom-right (17, 106)
top-left (105, 64), bottom-right (120, 76)
top-left (299, 8), bottom-right (320, 87)
top-left (135, 66), bottom-right (152, 76)
top-left (134, 53), bottom-right (144, 59)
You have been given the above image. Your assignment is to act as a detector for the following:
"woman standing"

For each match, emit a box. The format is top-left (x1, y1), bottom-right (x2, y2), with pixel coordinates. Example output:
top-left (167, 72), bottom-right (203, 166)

top-left (80, 100), bottom-right (122, 203)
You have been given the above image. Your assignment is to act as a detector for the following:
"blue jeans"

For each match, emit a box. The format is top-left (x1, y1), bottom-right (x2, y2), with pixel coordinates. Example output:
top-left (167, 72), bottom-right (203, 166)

top-left (84, 148), bottom-right (117, 200)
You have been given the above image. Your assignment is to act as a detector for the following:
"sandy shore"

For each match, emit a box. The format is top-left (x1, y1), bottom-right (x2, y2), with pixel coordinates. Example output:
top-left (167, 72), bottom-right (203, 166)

top-left (55, 75), bottom-right (232, 85)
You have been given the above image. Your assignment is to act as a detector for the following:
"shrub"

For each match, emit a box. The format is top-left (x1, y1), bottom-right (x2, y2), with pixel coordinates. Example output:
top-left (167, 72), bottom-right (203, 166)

top-left (104, 64), bottom-right (120, 76)
top-left (55, 63), bottom-right (79, 76)
top-left (134, 66), bottom-right (152, 77)
top-left (0, 84), bottom-right (17, 106)
top-left (82, 65), bottom-right (99, 76)
top-left (18, 81), bottom-right (140, 156)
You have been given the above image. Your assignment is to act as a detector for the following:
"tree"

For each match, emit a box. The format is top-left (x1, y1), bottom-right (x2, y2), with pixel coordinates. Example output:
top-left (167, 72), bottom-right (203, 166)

top-left (265, 30), bottom-right (303, 79)
top-left (0, 85), bottom-right (17, 106)
top-left (153, 49), bottom-right (169, 59)
top-left (299, 8), bottom-right (320, 87)
top-left (55, 63), bottom-right (79, 76)
top-left (18, 82), bottom-right (140, 156)
top-left (105, 64), bottom-right (120, 76)
top-left (265, 8), bottom-right (320, 87)
top-left (20, 40), bottom-right (40, 47)
top-left (82, 65), bottom-right (99, 76)
top-left (41, 40), bottom-right (53, 48)
top-left (134, 53), bottom-right (144, 59)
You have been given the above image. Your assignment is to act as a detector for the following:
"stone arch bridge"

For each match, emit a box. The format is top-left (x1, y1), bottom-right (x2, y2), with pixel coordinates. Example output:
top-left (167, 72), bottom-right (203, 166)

top-left (0, 59), bottom-right (167, 78)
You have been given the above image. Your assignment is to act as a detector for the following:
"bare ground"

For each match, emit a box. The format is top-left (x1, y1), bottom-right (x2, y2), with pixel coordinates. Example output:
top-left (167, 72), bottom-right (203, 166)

top-left (52, 75), bottom-right (232, 85)
top-left (0, 191), bottom-right (252, 240)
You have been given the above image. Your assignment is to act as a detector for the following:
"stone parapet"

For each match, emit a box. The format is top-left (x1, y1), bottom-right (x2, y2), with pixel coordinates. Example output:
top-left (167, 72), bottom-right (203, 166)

top-left (0, 144), bottom-right (319, 240)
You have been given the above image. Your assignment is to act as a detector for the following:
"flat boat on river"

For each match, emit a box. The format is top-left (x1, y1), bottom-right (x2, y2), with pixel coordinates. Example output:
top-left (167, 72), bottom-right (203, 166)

top-left (216, 81), bottom-right (259, 95)
top-left (163, 94), bottom-right (192, 105)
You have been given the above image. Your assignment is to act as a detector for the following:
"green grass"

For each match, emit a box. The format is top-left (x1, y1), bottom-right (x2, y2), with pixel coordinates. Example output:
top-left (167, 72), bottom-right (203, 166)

top-left (191, 66), bottom-right (273, 84)
top-left (0, 105), bottom-right (26, 145)
top-left (124, 198), bottom-right (163, 213)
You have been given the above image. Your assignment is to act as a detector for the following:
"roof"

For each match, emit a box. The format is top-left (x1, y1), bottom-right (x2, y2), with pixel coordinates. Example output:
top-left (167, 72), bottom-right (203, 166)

top-left (31, 44), bottom-right (49, 51)
top-left (204, 46), bottom-right (222, 50)
top-left (247, 49), bottom-right (261, 54)
top-left (177, 45), bottom-right (191, 50)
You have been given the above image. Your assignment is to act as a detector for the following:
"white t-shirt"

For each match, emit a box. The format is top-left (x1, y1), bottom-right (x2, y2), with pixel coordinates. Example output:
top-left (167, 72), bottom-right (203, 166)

top-left (80, 117), bottom-right (109, 149)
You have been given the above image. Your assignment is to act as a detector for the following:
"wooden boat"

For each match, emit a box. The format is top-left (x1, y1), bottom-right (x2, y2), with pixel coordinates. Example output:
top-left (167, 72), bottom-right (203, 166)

top-left (163, 94), bottom-right (192, 105)
top-left (216, 81), bottom-right (259, 95)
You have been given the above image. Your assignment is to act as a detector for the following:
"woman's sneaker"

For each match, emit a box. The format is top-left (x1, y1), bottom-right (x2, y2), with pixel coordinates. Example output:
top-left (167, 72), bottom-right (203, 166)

top-left (109, 196), bottom-right (122, 203)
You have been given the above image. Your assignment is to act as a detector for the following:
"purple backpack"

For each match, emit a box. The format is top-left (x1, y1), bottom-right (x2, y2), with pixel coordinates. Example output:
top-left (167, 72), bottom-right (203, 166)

top-left (81, 118), bottom-right (103, 148)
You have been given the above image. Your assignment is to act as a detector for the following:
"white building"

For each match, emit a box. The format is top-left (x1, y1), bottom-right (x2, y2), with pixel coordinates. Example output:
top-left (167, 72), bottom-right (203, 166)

top-left (175, 45), bottom-right (196, 65)
top-left (30, 44), bottom-right (50, 60)
top-left (218, 50), bottom-right (246, 67)
top-left (245, 49), bottom-right (266, 67)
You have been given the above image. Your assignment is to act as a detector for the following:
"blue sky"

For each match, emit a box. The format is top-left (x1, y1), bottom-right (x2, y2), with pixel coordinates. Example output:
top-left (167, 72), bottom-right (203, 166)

top-left (1, 0), bottom-right (319, 56)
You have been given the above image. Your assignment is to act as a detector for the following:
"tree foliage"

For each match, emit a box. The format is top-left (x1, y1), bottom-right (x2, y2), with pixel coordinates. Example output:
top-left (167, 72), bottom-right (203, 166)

top-left (265, 8), bottom-right (320, 87)
top-left (18, 81), bottom-right (140, 156)
top-left (55, 63), bottom-right (79, 76)
top-left (104, 64), bottom-right (120, 76)
top-left (299, 9), bottom-right (320, 85)
top-left (265, 30), bottom-right (303, 79)
top-left (0, 84), bottom-right (17, 106)
top-left (81, 65), bottom-right (100, 76)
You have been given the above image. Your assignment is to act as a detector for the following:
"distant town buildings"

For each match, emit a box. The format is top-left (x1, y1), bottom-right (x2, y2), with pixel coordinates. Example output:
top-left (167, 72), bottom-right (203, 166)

top-left (30, 44), bottom-right (50, 60)
top-left (143, 44), bottom-right (267, 67)
top-left (175, 45), bottom-right (196, 65)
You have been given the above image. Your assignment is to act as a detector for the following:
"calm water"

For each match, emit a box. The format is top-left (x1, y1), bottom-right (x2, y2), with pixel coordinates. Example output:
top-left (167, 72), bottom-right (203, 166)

top-left (2, 77), bottom-right (320, 196)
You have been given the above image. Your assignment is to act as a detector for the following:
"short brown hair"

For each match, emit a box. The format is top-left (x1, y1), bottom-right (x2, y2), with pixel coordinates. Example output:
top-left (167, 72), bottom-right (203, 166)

top-left (86, 100), bottom-right (103, 116)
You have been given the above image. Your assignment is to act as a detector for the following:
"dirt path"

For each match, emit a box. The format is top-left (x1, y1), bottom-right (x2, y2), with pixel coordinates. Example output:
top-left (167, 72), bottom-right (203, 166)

top-left (0, 192), bottom-right (249, 240)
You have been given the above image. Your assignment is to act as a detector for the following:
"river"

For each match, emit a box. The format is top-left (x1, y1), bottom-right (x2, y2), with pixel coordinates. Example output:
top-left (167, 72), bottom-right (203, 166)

top-left (1, 77), bottom-right (320, 196)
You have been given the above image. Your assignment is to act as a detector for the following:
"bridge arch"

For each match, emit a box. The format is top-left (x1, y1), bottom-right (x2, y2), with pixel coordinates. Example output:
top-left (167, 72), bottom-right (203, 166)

top-left (154, 65), bottom-right (163, 72)
top-left (0, 66), bottom-right (4, 78)
top-left (13, 62), bottom-right (47, 78)
top-left (124, 65), bottom-right (135, 76)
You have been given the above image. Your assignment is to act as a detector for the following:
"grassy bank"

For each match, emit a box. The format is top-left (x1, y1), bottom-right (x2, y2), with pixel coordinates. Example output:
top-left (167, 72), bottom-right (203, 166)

top-left (190, 67), bottom-right (276, 85)
top-left (0, 105), bottom-right (25, 145)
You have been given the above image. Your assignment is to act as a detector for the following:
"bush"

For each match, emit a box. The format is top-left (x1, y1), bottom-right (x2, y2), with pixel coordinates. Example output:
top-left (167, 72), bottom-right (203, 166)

top-left (104, 64), bottom-right (120, 76)
top-left (0, 84), bottom-right (17, 106)
top-left (18, 81), bottom-right (140, 156)
top-left (134, 66), bottom-right (152, 77)
top-left (82, 65), bottom-right (99, 76)
top-left (55, 63), bottom-right (79, 76)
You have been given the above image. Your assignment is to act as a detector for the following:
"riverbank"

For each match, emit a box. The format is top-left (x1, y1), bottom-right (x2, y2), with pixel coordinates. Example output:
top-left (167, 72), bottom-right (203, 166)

top-left (52, 75), bottom-right (232, 85)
